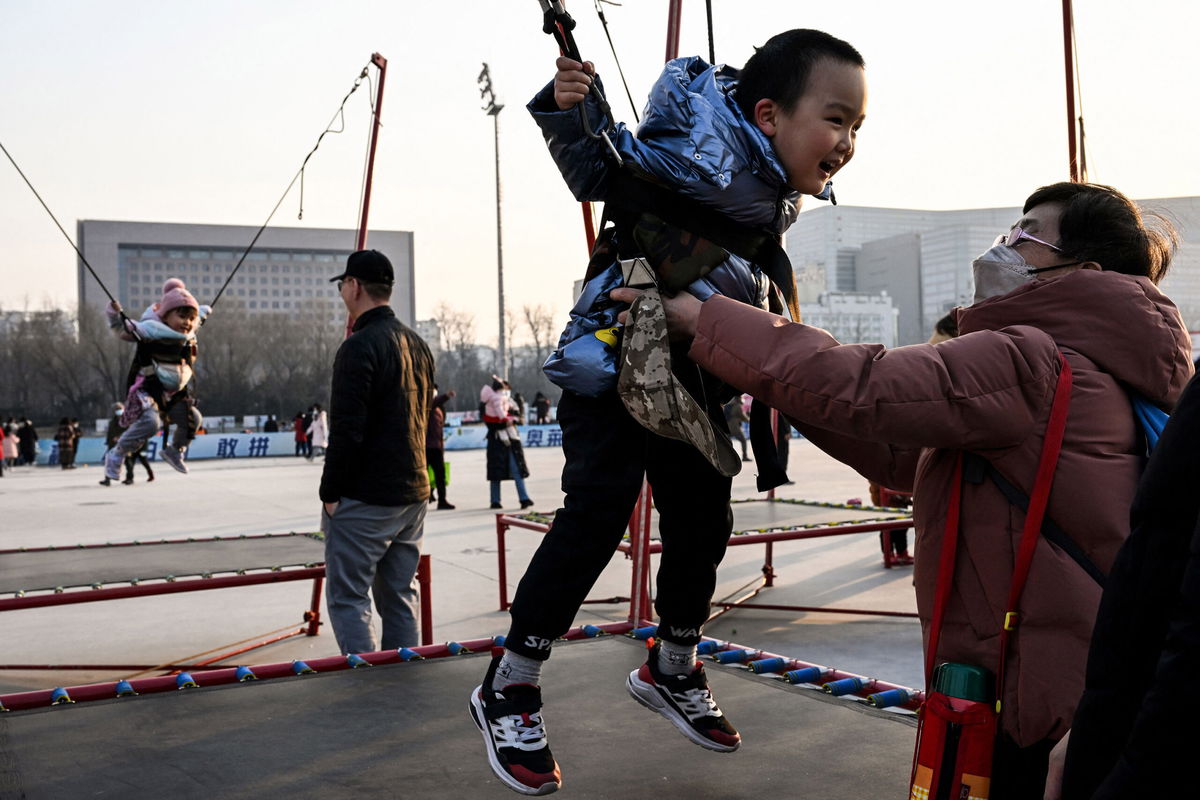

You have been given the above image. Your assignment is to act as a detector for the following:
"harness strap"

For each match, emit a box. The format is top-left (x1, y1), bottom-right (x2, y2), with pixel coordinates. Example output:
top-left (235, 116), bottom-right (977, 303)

top-left (965, 453), bottom-right (1106, 587)
top-left (748, 399), bottom-right (789, 492)
top-left (604, 171), bottom-right (800, 320)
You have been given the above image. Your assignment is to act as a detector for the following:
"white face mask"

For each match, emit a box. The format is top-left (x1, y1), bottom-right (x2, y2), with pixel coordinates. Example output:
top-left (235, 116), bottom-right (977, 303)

top-left (971, 244), bottom-right (1036, 303)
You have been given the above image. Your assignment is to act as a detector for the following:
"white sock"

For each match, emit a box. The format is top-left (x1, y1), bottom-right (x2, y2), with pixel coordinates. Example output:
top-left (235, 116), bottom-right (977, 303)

top-left (658, 640), bottom-right (697, 676)
top-left (493, 649), bottom-right (543, 690)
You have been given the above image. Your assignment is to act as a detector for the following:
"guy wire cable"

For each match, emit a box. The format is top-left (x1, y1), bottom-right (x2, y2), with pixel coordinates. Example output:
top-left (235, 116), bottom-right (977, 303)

top-left (210, 60), bottom-right (374, 309)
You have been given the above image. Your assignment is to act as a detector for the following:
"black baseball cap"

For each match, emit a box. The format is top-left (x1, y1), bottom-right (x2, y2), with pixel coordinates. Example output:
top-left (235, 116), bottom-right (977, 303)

top-left (330, 249), bottom-right (394, 286)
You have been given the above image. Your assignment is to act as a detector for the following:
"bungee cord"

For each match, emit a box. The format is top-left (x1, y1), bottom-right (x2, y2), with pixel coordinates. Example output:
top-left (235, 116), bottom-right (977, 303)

top-left (210, 60), bottom-right (377, 309)
top-left (0, 138), bottom-right (140, 337)
top-left (704, 0), bottom-right (715, 64)
top-left (593, 0), bottom-right (640, 123)
top-left (2, 59), bottom-right (381, 318)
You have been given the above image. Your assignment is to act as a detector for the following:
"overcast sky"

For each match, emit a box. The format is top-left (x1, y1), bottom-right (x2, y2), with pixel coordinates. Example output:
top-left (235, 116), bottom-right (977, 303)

top-left (2, 0), bottom-right (1198, 345)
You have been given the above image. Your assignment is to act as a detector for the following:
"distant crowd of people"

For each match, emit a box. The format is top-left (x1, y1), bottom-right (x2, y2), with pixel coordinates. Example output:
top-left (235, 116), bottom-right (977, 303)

top-left (287, 405), bottom-right (329, 460)
top-left (0, 417), bottom-right (39, 476)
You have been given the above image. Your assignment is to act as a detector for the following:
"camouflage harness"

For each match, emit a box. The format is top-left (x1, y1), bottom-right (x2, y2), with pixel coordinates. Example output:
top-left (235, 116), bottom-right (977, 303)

top-left (604, 172), bottom-right (800, 479)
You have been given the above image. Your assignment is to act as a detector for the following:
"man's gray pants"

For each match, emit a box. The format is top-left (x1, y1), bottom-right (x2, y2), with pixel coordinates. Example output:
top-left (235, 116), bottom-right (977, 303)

top-left (322, 497), bottom-right (425, 655)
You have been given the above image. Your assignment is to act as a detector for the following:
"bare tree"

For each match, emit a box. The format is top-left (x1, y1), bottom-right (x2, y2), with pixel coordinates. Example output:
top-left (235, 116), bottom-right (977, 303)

top-left (80, 304), bottom-right (132, 405)
top-left (522, 303), bottom-right (558, 368)
top-left (432, 302), bottom-right (476, 367)
top-left (429, 303), bottom-right (498, 413)
top-left (0, 293), bottom-right (561, 430)
top-left (504, 308), bottom-right (520, 378)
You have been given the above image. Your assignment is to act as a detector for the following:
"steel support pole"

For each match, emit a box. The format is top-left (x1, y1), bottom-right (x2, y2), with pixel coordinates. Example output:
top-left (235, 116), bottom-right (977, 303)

top-left (1062, 0), bottom-right (1079, 182)
top-left (493, 109), bottom-right (507, 375)
top-left (418, 554), bottom-right (433, 646)
top-left (355, 52), bottom-right (388, 249)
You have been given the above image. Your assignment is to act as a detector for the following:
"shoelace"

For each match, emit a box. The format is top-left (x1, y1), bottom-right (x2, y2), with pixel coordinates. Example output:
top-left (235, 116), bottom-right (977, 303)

top-left (489, 709), bottom-right (548, 751)
top-left (670, 685), bottom-right (724, 721)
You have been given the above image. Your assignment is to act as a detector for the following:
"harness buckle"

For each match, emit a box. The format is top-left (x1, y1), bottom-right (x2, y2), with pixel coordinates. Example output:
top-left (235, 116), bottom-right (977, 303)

top-left (1003, 611), bottom-right (1018, 631)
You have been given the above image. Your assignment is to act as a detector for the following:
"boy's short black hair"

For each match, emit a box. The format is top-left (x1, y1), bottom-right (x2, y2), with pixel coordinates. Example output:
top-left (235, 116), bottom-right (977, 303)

top-left (735, 29), bottom-right (864, 120)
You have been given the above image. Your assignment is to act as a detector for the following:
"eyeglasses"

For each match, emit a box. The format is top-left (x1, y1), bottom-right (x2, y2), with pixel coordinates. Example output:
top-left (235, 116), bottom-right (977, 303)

top-left (994, 227), bottom-right (1063, 252)
top-left (337, 278), bottom-right (354, 292)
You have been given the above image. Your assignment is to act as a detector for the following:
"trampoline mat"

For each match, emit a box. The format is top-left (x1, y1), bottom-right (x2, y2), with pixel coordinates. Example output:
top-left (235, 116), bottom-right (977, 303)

top-left (0, 534), bottom-right (325, 594)
top-left (0, 636), bottom-right (915, 799)
top-left (730, 500), bottom-right (909, 534)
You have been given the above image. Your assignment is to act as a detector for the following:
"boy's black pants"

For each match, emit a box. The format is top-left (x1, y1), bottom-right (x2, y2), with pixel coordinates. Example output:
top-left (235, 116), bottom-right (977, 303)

top-left (505, 386), bottom-right (733, 661)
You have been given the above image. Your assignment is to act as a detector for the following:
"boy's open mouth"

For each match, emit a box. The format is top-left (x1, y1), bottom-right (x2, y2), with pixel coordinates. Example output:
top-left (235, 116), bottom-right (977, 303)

top-left (819, 161), bottom-right (835, 174)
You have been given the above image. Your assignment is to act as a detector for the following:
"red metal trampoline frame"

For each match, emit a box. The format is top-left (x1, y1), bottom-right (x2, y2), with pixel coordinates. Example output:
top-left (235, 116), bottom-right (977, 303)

top-left (0, 621), bottom-right (638, 712)
top-left (495, 495), bottom-right (918, 621)
top-left (0, 620), bottom-right (922, 714)
top-left (0, 536), bottom-right (435, 672)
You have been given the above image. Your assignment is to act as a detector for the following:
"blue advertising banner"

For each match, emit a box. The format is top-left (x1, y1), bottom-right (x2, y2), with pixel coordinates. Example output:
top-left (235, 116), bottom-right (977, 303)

top-left (38, 433), bottom-right (299, 466)
top-left (443, 424), bottom-right (563, 451)
top-left (36, 425), bottom-right (566, 465)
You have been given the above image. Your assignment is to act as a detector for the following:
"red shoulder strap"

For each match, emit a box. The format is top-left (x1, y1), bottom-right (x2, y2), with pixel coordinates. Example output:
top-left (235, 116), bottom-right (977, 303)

top-left (925, 453), bottom-right (964, 687)
top-left (994, 352), bottom-right (1072, 707)
top-left (924, 352), bottom-right (1073, 702)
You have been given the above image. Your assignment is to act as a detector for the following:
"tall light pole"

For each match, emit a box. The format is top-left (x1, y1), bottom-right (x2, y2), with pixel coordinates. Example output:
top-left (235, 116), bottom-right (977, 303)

top-left (478, 63), bottom-right (506, 376)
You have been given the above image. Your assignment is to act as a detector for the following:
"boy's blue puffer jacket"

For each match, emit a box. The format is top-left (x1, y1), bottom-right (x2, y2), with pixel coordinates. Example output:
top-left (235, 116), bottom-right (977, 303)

top-left (533, 57), bottom-right (804, 397)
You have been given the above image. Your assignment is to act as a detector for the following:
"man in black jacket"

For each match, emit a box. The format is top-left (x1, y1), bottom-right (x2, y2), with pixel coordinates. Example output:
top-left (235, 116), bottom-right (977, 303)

top-left (319, 250), bottom-right (435, 655)
top-left (1044, 374), bottom-right (1200, 799)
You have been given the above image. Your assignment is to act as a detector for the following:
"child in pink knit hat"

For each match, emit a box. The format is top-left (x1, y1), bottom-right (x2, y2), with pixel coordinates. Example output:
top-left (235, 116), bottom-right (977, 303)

top-left (101, 278), bottom-right (211, 485)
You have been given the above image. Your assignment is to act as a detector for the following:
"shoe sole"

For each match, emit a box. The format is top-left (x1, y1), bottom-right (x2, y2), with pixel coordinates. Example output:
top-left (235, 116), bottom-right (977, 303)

top-left (468, 686), bottom-right (560, 796)
top-left (160, 450), bottom-right (189, 475)
top-left (625, 671), bottom-right (740, 753)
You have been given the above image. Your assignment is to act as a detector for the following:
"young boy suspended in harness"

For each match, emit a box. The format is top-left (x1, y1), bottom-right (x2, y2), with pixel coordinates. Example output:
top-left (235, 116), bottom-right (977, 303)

top-left (100, 279), bottom-right (209, 486)
top-left (469, 28), bottom-right (867, 796)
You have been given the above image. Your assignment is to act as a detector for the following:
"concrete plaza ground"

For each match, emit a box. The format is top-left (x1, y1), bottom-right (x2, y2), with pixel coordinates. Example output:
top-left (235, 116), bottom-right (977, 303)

top-left (0, 440), bottom-right (923, 697)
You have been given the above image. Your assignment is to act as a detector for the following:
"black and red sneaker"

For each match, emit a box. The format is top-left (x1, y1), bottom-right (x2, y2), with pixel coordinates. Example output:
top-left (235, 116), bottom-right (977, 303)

top-left (469, 652), bottom-right (562, 795)
top-left (626, 642), bottom-right (741, 752)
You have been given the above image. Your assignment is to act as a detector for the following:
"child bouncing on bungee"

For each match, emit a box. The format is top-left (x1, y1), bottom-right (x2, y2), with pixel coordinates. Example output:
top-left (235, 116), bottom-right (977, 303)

top-left (469, 20), bottom-right (867, 796)
top-left (101, 278), bottom-right (209, 485)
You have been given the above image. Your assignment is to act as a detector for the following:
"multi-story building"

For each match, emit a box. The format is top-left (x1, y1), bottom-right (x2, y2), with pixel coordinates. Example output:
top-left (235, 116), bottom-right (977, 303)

top-left (1155, 197), bottom-right (1200, 331)
top-left (413, 319), bottom-right (443, 357)
top-left (76, 221), bottom-right (416, 326)
top-left (786, 197), bottom-right (1200, 344)
top-left (800, 291), bottom-right (897, 348)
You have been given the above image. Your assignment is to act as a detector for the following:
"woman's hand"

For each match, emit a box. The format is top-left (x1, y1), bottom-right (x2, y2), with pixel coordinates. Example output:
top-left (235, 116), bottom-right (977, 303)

top-left (609, 288), bottom-right (704, 341)
top-left (1042, 729), bottom-right (1069, 800)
